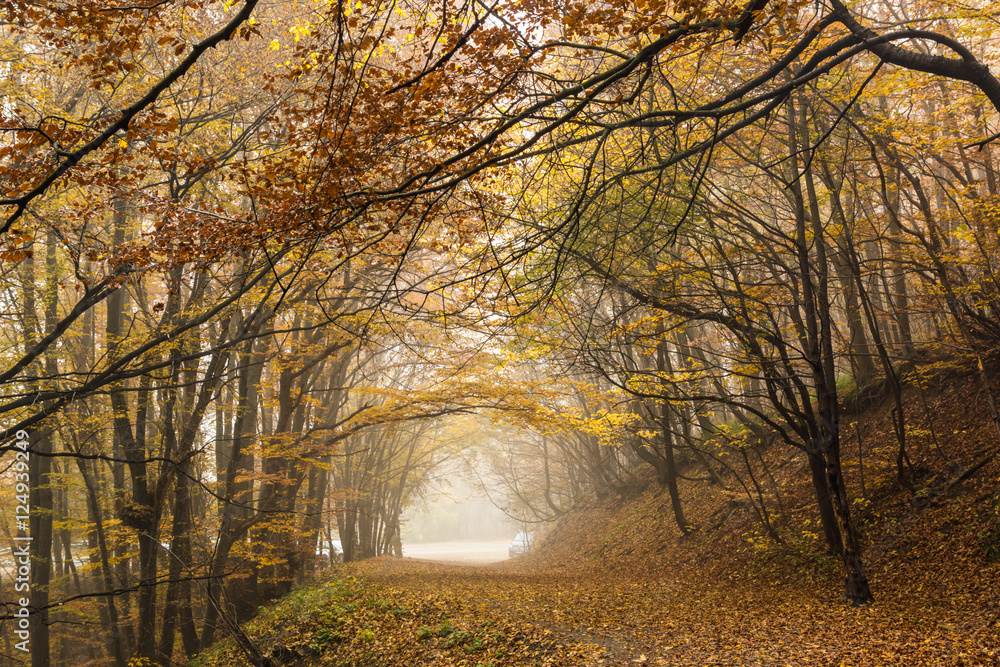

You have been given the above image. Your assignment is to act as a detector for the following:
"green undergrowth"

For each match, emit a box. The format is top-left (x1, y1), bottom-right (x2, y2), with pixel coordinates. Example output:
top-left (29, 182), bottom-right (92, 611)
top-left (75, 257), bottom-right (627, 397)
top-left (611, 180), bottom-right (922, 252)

top-left (191, 575), bottom-right (371, 666)
top-left (191, 568), bottom-right (569, 666)
top-left (192, 575), bottom-right (422, 666)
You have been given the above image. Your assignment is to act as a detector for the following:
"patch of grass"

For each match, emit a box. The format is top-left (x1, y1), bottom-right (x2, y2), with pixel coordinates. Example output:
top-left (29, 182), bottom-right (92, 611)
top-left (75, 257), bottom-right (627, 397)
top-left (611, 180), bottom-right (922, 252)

top-left (463, 634), bottom-right (486, 653)
top-left (309, 627), bottom-right (343, 652)
top-left (417, 618), bottom-right (456, 640)
top-left (192, 575), bottom-right (385, 666)
top-left (441, 628), bottom-right (473, 648)
top-left (416, 619), bottom-right (490, 652)
top-left (837, 373), bottom-right (858, 404)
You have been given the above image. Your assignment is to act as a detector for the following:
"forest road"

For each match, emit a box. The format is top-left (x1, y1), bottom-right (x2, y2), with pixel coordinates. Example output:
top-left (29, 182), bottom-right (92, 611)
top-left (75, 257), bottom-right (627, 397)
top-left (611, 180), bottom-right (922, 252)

top-left (401, 539), bottom-right (512, 564)
top-left (340, 557), bottom-right (1000, 666)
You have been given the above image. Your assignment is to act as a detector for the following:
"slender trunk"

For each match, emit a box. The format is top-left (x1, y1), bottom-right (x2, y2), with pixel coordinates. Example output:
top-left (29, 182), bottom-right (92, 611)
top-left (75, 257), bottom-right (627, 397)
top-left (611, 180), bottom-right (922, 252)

top-left (657, 334), bottom-right (691, 534)
top-left (78, 459), bottom-right (128, 666)
top-left (883, 162), bottom-right (915, 358)
top-left (202, 327), bottom-right (266, 649)
top-left (798, 98), bottom-right (872, 604)
top-left (158, 420), bottom-right (194, 664)
top-left (29, 430), bottom-right (53, 667)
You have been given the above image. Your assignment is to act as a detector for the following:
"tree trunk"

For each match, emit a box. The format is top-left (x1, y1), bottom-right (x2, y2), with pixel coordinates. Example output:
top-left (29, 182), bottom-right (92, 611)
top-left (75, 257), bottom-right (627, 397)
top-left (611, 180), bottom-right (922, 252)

top-left (657, 335), bottom-right (692, 534)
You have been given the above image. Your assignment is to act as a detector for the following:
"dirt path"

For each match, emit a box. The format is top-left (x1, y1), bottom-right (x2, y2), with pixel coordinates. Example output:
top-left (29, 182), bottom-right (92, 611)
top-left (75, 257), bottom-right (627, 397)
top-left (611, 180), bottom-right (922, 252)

top-left (341, 556), bottom-right (1000, 666)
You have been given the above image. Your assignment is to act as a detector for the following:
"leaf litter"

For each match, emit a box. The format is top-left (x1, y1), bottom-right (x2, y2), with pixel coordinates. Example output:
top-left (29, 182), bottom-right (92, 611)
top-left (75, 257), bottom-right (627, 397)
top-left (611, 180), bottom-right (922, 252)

top-left (204, 358), bottom-right (1000, 666)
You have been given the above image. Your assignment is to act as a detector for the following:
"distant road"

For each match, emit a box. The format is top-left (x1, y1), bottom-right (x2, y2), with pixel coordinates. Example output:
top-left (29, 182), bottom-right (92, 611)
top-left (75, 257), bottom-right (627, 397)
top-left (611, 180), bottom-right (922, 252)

top-left (401, 539), bottom-right (510, 564)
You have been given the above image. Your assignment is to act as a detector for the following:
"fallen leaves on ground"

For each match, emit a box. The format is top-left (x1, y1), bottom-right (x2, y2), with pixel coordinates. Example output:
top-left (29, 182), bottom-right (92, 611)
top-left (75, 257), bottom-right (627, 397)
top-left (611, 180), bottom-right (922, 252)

top-left (202, 358), bottom-right (1000, 666)
top-left (200, 552), bottom-right (999, 666)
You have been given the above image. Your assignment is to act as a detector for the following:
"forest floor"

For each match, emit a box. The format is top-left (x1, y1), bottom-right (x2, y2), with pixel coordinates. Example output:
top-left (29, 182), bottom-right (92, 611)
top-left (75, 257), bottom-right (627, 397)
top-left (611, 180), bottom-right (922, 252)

top-left (199, 549), bottom-right (999, 666)
top-left (201, 353), bottom-right (1000, 666)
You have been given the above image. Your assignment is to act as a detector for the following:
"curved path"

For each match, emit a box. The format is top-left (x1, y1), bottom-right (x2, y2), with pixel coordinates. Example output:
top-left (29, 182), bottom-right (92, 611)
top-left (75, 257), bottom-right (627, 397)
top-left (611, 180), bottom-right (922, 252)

top-left (341, 556), bottom-right (999, 666)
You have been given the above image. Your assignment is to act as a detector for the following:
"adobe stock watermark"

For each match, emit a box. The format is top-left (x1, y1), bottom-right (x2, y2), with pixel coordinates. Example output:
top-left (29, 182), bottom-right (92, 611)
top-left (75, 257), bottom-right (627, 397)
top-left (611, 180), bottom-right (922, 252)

top-left (11, 428), bottom-right (31, 654)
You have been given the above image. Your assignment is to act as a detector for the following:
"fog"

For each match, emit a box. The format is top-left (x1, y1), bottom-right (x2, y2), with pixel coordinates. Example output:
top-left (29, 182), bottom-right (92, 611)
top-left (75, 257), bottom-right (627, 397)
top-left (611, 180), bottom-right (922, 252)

top-left (399, 474), bottom-right (523, 563)
top-left (401, 472), bottom-right (519, 544)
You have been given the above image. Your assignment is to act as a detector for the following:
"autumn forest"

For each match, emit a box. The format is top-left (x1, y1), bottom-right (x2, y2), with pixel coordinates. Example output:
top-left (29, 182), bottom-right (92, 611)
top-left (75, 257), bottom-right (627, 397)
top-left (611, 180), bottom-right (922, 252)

top-left (1, 0), bottom-right (1000, 665)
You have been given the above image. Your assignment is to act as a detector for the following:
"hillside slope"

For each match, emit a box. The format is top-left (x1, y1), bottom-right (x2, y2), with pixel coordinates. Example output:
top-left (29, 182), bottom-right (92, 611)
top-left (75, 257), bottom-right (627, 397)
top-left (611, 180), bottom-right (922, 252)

top-left (529, 355), bottom-right (1000, 606)
top-left (200, 358), bottom-right (1000, 666)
